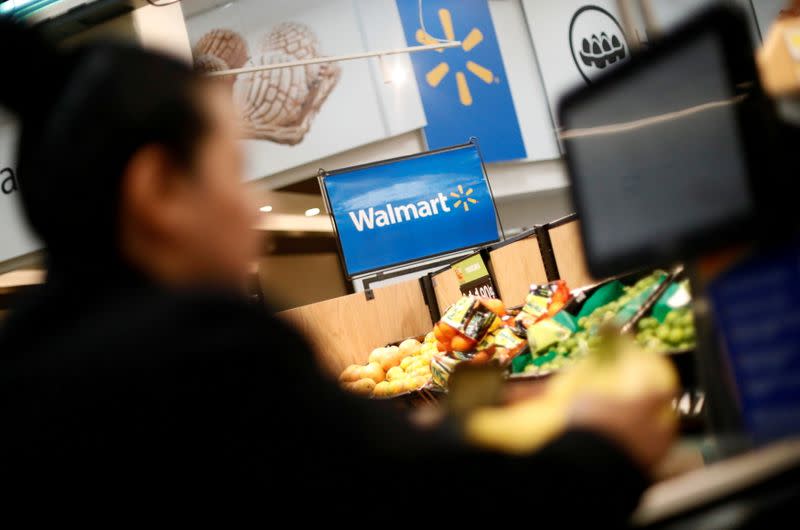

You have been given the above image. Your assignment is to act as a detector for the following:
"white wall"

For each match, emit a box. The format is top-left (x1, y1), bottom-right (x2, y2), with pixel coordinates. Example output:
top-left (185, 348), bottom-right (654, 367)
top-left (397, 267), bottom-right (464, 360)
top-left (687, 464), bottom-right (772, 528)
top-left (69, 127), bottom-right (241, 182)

top-left (0, 122), bottom-right (40, 264)
top-left (0, 2), bottom-right (192, 268)
top-left (248, 128), bottom-right (570, 197)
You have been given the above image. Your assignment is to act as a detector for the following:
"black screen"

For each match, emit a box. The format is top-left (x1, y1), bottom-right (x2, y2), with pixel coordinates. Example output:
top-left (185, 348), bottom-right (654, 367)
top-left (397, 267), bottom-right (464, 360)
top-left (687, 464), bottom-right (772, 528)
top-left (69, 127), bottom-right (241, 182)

top-left (561, 31), bottom-right (754, 276)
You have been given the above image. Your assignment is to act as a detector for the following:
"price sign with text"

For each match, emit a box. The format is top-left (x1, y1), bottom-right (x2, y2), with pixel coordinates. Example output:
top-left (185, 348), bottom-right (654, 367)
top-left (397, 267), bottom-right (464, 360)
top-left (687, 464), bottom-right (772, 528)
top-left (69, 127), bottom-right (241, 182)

top-left (454, 253), bottom-right (496, 299)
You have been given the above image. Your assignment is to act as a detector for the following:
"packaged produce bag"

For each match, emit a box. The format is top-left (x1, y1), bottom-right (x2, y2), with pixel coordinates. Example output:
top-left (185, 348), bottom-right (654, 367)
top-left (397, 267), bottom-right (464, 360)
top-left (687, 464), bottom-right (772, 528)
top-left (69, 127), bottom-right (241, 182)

top-left (435, 296), bottom-right (505, 353)
top-left (527, 311), bottom-right (579, 354)
top-left (430, 354), bottom-right (460, 390)
top-left (475, 326), bottom-right (527, 365)
top-left (515, 280), bottom-right (571, 329)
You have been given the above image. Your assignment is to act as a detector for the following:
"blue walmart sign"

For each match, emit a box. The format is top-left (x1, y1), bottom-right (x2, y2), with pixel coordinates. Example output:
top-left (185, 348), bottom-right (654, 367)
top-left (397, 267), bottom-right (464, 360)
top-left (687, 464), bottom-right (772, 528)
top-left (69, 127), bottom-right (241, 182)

top-left (396, 0), bottom-right (526, 163)
top-left (322, 144), bottom-right (501, 277)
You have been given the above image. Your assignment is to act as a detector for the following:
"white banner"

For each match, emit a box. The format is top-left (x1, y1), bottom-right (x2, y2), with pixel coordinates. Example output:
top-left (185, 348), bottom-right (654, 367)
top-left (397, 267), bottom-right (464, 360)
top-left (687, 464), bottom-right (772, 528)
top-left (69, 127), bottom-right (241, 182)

top-left (521, 0), bottom-right (644, 129)
top-left (521, 0), bottom-right (763, 131)
top-left (186, 0), bottom-right (426, 181)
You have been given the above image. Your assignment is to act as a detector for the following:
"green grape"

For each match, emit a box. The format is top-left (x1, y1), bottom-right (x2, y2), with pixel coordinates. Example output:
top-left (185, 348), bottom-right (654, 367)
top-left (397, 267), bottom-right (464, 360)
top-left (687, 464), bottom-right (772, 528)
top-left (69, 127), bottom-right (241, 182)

top-left (656, 327), bottom-right (670, 341)
top-left (665, 311), bottom-right (680, 325)
top-left (644, 339), bottom-right (661, 351)
top-left (668, 328), bottom-right (684, 345)
top-left (578, 317), bottom-right (588, 329)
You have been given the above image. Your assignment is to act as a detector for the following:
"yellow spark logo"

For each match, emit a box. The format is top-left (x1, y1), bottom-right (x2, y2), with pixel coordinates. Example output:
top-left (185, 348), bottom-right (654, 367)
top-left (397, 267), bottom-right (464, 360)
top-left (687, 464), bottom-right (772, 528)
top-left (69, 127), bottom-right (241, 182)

top-left (450, 185), bottom-right (478, 212)
top-left (417, 8), bottom-right (495, 106)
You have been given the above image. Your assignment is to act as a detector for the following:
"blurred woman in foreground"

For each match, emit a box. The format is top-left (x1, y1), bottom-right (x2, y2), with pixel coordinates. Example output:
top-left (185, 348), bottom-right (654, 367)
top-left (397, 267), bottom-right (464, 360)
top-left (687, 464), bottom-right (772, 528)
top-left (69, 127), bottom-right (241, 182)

top-left (0, 19), bottom-right (673, 520)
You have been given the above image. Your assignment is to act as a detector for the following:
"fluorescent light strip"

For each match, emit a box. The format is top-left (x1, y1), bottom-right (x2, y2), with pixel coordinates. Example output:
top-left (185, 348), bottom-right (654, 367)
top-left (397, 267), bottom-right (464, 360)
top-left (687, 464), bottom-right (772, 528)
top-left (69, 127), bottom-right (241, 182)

top-left (1, 0), bottom-right (77, 18)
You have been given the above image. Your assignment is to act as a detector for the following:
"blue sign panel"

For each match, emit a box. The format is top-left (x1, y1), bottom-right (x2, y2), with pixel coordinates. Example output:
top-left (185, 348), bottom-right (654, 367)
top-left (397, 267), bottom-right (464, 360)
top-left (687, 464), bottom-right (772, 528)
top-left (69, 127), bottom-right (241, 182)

top-left (322, 143), bottom-right (500, 277)
top-left (708, 241), bottom-right (800, 445)
top-left (396, 0), bottom-right (526, 163)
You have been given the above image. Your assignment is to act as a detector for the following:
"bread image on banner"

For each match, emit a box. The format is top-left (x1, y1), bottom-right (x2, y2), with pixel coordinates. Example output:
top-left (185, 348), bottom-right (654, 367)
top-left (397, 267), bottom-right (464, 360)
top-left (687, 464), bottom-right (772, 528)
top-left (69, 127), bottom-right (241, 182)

top-left (193, 23), bottom-right (340, 146)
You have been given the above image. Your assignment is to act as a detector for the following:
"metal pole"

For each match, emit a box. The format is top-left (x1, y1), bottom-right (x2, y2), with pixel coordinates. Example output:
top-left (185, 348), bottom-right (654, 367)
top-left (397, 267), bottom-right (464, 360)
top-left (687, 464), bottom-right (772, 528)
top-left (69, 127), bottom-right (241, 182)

top-left (617, 0), bottom-right (642, 50)
top-left (640, 0), bottom-right (661, 40)
top-left (206, 41), bottom-right (462, 78)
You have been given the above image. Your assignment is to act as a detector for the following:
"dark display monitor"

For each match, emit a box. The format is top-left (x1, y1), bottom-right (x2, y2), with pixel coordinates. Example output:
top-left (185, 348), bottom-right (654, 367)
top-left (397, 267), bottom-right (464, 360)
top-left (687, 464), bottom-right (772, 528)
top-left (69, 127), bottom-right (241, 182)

top-left (559, 6), bottom-right (777, 279)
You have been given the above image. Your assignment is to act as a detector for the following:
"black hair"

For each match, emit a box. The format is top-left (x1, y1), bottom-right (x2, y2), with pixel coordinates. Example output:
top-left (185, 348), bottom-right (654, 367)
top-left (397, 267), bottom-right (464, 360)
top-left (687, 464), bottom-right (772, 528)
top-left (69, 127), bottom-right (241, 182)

top-left (0, 18), bottom-right (209, 269)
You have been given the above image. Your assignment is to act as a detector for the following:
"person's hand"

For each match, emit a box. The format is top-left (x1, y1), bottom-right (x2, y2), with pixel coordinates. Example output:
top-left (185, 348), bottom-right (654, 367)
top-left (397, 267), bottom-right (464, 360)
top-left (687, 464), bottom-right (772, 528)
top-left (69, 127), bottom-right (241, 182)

top-left (569, 393), bottom-right (677, 473)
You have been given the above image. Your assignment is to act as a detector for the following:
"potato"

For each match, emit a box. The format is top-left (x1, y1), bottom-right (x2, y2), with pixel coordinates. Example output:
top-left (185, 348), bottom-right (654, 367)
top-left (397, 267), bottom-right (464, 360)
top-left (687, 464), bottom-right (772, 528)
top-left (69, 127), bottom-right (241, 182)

top-left (399, 338), bottom-right (421, 356)
top-left (339, 364), bottom-right (363, 383)
top-left (379, 349), bottom-right (404, 372)
top-left (368, 347), bottom-right (388, 365)
top-left (420, 342), bottom-right (438, 356)
top-left (373, 381), bottom-right (391, 398)
top-left (361, 362), bottom-right (385, 383)
top-left (409, 367), bottom-right (431, 378)
top-left (403, 376), bottom-right (428, 392)
top-left (400, 356), bottom-right (416, 371)
top-left (386, 366), bottom-right (405, 382)
top-left (386, 380), bottom-right (406, 396)
top-left (343, 378), bottom-right (376, 396)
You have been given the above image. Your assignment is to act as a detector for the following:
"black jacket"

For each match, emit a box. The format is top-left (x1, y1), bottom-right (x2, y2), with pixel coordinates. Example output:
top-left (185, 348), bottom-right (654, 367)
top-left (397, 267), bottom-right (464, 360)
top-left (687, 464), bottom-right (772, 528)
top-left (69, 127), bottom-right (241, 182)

top-left (0, 263), bottom-right (647, 521)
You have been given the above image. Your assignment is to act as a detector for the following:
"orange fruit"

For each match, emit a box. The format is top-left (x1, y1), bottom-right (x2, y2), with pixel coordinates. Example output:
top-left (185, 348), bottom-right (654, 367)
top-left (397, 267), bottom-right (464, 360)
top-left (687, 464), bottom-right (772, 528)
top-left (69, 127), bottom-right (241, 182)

top-left (438, 322), bottom-right (459, 339)
top-left (433, 323), bottom-right (446, 343)
top-left (451, 335), bottom-right (477, 352)
top-left (436, 341), bottom-right (449, 352)
top-left (469, 351), bottom-right (491, 364)
top-left (481, 298), bottom-right (506, 316)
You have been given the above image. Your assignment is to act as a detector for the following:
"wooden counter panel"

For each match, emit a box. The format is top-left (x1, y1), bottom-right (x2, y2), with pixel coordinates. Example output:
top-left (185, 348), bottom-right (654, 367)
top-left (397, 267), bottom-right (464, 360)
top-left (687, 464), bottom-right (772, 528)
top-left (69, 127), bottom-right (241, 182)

top-left (279, 279), bottom-right (433, 375)
top-left (549, 221), bottom-right (595, 289)
top-left (489, 237), bottom-right (547, 307)
top-left (431, 268), bottom-right (461, 315)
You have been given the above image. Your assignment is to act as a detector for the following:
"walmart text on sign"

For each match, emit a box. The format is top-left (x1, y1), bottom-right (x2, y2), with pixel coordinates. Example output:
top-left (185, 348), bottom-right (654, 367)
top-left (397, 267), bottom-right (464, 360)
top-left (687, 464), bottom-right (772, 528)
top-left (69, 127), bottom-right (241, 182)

top-left (323, 144), bottom-right (501, 277)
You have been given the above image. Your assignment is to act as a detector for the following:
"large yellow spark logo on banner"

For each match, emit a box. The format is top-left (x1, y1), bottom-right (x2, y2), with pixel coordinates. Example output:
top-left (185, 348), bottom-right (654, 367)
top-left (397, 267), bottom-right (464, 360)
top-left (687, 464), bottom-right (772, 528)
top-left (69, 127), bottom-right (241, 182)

top-left (416, 9), bottom-right (496, 106)
top-left (396, 0), bottom-right (526, 162)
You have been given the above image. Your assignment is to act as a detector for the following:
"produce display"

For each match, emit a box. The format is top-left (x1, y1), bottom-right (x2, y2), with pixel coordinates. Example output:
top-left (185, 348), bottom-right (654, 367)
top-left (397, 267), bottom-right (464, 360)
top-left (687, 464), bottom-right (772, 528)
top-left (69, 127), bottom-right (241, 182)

top-left (513, 271), bottom-right (675, 376)
top-left (636, 308), bottom-right (696, 352)
top-left (339, 337), bottom-right (436, 398)
top-left (430, 296), bottom-right (527, 389)
top-left (338, 270), bottom-right (693, 398)
top-left (467, 333), bottom-right (679, 454)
